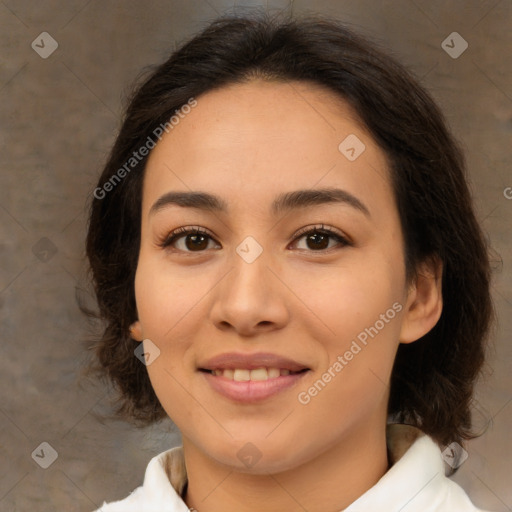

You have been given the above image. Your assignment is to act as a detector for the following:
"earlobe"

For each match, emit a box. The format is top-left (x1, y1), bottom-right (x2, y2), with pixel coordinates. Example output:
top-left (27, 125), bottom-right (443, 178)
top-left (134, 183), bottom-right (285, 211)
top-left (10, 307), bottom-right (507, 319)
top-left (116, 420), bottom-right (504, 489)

top-left (129, 320), bottom-right (144, 341)
top-left (399, 256), bottom-right (443, 344)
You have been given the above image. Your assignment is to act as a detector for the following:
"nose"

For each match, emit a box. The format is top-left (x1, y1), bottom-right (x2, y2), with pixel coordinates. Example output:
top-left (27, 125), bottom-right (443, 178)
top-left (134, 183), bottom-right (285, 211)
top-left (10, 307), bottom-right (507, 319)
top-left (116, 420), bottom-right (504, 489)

top-left (208, 245), bottom-right (290, 337)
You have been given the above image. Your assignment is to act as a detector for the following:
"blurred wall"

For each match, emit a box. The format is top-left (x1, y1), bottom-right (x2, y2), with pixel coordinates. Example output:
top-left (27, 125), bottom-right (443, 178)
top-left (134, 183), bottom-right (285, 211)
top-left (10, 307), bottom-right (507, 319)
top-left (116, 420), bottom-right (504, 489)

top-left (0, 1), bottom-right (510, 510)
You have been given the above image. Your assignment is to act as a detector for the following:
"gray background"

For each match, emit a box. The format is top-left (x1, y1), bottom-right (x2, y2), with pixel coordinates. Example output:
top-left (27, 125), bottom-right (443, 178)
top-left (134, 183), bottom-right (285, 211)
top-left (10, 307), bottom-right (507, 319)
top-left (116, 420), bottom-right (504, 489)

top-left (0, 0), bottom-right (511, 510)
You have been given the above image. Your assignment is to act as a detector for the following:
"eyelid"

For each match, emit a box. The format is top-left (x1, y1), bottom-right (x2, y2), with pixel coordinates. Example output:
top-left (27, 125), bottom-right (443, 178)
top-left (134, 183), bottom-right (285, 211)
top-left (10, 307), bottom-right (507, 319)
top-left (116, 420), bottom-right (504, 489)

top-left (158, 225), bottom-right (219, 249)
top-left (290, 223), bottom-right (352, 246)
top-left (158, 223), bottom-right (351, 252)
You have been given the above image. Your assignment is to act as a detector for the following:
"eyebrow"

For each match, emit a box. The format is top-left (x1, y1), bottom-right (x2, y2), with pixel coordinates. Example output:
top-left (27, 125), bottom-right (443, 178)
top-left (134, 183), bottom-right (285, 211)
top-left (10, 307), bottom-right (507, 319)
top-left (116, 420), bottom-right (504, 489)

top-left (149, 187), bottom-right (370, 218)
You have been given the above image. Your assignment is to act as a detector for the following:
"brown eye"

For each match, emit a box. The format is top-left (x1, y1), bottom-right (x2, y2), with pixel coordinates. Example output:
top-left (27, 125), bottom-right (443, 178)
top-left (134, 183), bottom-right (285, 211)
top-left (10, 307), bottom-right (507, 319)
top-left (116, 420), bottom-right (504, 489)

top-left (160, 227), bottom-right (220, 252)
top-left (181, 233), bottom-right (210, 251)
top-left (304, 232), bottom-right (331, 250)
top-left (292, 225), bottom-right (350, 252)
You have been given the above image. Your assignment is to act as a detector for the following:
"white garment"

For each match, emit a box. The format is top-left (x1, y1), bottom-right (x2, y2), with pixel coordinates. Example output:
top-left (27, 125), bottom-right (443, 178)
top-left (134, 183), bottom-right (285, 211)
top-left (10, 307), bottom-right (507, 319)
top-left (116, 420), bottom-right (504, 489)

top-left (93, 425), bottom-right (492, 512)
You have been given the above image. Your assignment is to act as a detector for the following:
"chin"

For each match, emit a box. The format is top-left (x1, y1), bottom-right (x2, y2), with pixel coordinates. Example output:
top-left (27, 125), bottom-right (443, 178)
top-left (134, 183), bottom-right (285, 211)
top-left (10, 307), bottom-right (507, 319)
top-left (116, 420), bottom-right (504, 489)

top-left (205, 437), bottom-right (312, 475)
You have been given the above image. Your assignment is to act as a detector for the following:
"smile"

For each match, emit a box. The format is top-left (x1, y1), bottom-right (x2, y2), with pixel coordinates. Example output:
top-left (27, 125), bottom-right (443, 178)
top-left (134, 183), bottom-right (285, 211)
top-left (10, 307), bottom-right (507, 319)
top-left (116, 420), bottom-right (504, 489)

top-left (197, 351), bottom-right (311, 402)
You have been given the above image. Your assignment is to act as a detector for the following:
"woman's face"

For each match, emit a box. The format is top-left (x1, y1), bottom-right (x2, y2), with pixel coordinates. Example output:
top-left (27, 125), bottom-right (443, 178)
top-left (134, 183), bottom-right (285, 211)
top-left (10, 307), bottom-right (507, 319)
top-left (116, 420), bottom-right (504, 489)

top-left (132, 79), bottom-right (428, 473)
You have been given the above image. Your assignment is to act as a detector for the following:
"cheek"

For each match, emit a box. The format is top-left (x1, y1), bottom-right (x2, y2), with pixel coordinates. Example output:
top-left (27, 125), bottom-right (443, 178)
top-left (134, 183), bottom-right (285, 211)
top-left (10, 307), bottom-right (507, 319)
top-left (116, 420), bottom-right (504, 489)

top-left (295, 255), bottom-right (405, 390)
top-left (294, 254), bottom-right (404, 337)
top-left (134, 259), bottom-right (198, 415)
top-left (134, 255), bottom-right (204, 341)
top-left (298, 291), bottom-right (403, 427)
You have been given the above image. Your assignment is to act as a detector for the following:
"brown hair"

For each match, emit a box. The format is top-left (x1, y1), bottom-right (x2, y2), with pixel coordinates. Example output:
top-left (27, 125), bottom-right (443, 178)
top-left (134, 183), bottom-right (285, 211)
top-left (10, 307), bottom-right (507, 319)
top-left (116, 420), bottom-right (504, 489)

top-left (84, 12), bottom-right (494, 448)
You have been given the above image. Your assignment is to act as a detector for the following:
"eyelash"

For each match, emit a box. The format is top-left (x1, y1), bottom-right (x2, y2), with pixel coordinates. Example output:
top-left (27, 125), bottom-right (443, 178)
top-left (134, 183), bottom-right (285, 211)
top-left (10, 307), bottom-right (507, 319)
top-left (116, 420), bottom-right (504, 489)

top-left (158, 224), bottom-right (351, 253)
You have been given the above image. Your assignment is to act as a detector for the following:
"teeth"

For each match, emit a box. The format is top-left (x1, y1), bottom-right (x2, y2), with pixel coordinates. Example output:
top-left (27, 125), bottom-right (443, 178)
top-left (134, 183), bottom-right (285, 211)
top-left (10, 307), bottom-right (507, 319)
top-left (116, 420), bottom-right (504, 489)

top-left (211, 367), bottom-right (301, 381)
top-left (223, 369), bottom-right (234, 379)
top-left (268, 368), bottom-right (280, 379)
top-left (250, 368), bottom-right (268, 381)
top-left (233, 369), bottom-right (251, 382)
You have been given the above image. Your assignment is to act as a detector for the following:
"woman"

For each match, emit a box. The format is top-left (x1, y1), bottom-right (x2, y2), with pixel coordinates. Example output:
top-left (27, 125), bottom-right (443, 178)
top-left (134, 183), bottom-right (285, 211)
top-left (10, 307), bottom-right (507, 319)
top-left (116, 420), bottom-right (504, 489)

top-left (85, 12), bottom-right (495, 512)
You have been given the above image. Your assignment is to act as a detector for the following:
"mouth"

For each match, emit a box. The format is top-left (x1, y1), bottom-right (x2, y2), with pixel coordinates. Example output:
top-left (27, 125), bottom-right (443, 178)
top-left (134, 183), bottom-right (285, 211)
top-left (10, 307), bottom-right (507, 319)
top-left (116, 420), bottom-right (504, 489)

top-left (197, 352), bottom-right (311, 402)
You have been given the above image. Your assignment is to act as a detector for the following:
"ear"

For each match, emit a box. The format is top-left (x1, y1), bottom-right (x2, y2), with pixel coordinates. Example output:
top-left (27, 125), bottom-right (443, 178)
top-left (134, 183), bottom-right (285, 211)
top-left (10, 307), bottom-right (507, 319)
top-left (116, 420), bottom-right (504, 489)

top-left (399, 256), bottom-right (443, 344)
top-left (129, 320), bottom-right (144, 342)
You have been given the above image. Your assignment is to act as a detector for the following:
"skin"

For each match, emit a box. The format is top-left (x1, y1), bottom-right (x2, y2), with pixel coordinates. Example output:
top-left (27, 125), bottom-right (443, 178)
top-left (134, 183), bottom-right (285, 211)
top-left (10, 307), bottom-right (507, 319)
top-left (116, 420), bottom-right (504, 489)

top-left (130, 79), bottom-right (443, 512)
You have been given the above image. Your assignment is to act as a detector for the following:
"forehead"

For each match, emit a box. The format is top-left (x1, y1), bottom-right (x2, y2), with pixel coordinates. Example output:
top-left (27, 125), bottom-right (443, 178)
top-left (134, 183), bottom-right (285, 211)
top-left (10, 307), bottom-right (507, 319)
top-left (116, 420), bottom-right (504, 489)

top-left (142, 79), bottom-right (392, 217)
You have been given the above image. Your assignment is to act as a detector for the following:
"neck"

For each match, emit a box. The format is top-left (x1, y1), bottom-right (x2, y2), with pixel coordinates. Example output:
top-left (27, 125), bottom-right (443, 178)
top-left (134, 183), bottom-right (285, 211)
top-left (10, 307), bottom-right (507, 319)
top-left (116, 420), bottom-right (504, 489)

top-left (182, 421), bottom-right (389, 512)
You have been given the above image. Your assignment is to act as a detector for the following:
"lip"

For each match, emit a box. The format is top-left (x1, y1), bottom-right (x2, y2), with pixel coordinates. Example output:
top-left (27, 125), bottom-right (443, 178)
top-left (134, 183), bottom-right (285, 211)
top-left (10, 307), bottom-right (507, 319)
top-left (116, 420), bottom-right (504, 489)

top-left (198, 351), bottom-right (309, 372)
top-left (197, 351), bottom-right (311, 403)
top-left (201, 369), bottom-right (309, 403)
